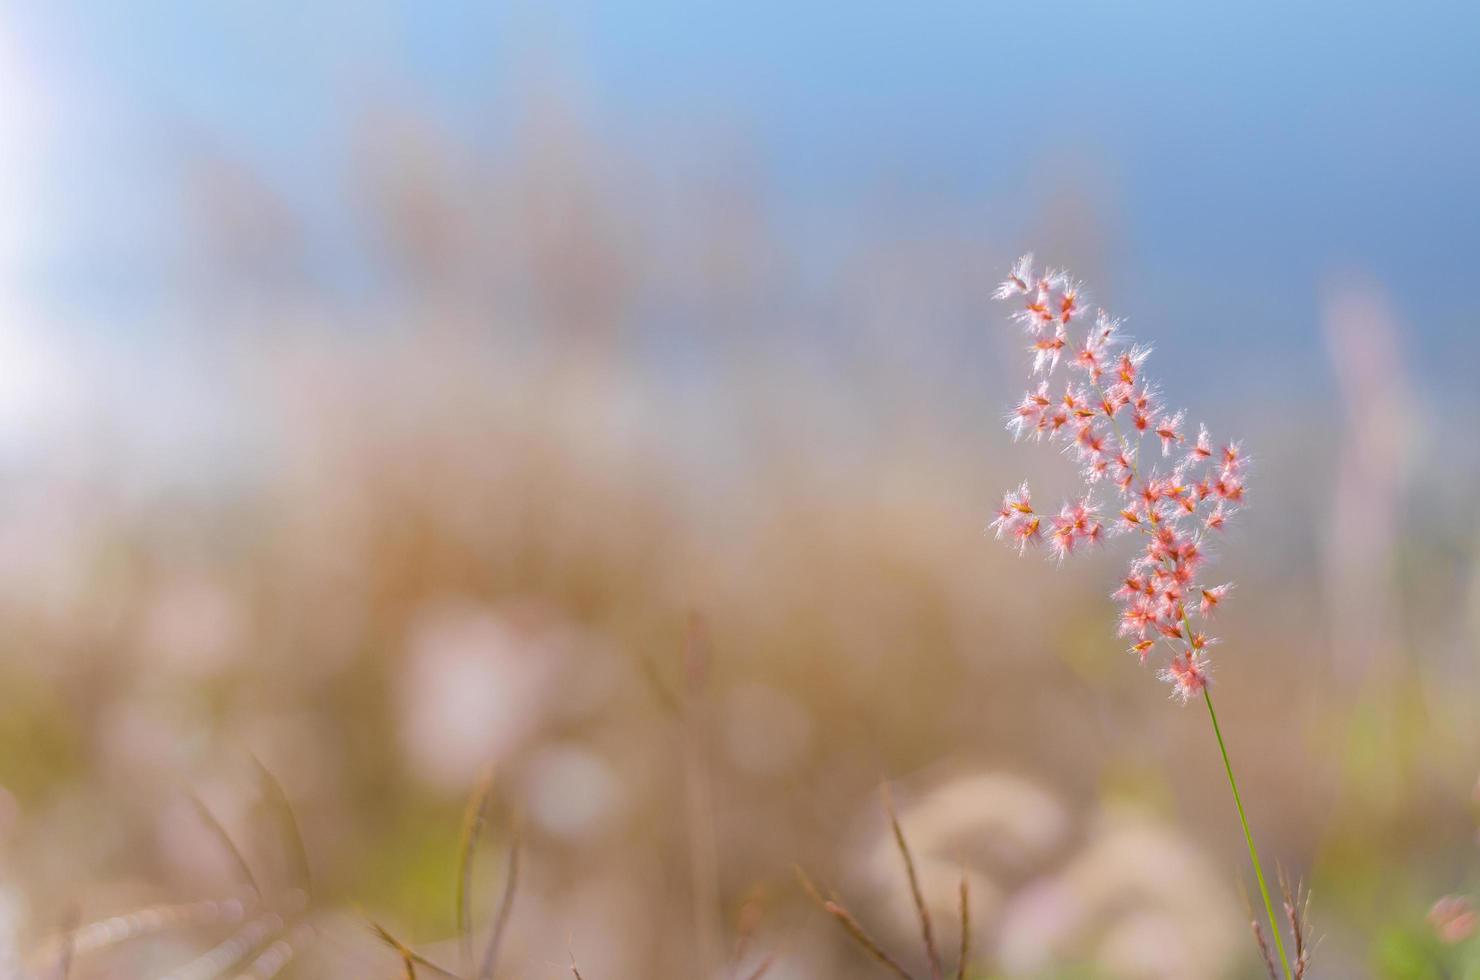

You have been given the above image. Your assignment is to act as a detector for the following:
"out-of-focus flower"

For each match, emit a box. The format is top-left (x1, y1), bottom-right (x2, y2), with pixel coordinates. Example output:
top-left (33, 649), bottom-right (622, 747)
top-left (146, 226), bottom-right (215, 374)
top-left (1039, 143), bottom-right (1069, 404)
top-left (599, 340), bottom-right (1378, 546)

top-left (859, 772), bottom-right (1070, 937)
top-left (988, 255), bottom-right (1247, 702)
top-left (522, 742), bottom-right (625, 841)
top-left (396, 600), bottom-right (566, 792)
top-left (1321, 280), bottom-right (1410, 680)
top-left (1429, 895), bottom-right (1478, 944)
top-left (138, 576), bottom-right (245, 677)
top-left (853, 773), bottom-right (1238, 980)
top-left (996, 807), bottom-right (1240, 980)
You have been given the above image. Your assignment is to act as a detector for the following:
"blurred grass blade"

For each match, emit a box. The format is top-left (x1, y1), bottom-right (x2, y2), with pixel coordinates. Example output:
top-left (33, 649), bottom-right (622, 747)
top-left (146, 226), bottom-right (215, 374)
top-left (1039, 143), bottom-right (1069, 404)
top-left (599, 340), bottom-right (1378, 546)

top-left (1240, 880), bottom-right (1280, 980)
top-left (252, 757), bottom-right (313, 898)
top-left (741, 954), bottom-right (774, 980)
top-left (365, 918), bottom-right (461, 980)
top-left (795, 866), bottom-right (916, 980)
top-left (1278, 866), bottom-right (1312, 980)
top-left (189, 792), bottom-right (262, 900)
top-left (881, 783), bottom-right (943, 980)
top-left (159, 912), bottom-right (285, 980)
top-left (49, 906), bottom-right (77, 980)
top-left (476, 826), bottom-right (521, 980)
top-left (955, 871), bottom-right (969, 980)
top-left (369, 921), bottom-right (417, 980)
top-left (637, 654), bottom-right (684, 718)
top-left (239, 921), bottom-right (317, 979)
top-left (458, 768), bottom-right (496, 972)
top-left (63, 899), bottom-right (248, 963)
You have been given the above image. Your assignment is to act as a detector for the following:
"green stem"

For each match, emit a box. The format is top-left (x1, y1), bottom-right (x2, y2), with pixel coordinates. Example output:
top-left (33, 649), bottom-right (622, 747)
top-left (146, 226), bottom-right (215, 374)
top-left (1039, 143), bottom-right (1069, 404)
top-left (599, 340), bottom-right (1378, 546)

top-left (1203, 688), bottom-right (1292, 980)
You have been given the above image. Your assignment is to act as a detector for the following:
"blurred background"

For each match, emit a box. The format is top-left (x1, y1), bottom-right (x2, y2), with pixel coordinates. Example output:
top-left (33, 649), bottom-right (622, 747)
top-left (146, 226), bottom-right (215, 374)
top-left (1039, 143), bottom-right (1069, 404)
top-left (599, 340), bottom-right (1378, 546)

top-left (0, 2), bottom-right (1478, 978)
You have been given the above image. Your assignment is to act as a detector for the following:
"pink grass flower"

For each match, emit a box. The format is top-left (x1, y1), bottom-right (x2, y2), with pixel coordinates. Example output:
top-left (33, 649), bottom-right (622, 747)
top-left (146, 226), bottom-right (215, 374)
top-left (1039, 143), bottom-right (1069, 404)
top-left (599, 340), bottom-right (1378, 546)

top-left (989, 482), bottom-right (1043, 555)
top-left (1199, 583), bottom-right (1233, 617)
top-left (1154, 411), bottom-right (1186, 456)
top-left (1159, 652), bottom-right (1211, 703)
top-left (987, 255), bottom-right (1248, 701)
top-left (1187, 425), bottom-right (1214, 465)
top-left (1048, 497), bottom-right (1104, 560)
top-left (993, 253), bottom-right (1036, 300)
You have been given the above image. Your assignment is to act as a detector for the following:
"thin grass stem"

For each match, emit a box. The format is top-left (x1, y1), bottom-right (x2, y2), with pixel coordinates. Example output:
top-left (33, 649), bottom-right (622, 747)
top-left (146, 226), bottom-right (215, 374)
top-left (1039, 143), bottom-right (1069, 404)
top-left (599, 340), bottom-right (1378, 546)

top-left (880, 783), bottom-right (944, 980)
top-left (1203, 689), bottom-right (1291, 980)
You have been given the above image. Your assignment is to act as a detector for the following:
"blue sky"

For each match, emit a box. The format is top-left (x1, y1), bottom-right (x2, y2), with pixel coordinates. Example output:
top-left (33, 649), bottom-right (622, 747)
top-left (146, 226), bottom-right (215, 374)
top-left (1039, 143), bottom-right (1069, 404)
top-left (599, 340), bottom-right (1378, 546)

top-left (4, 1), bottom-right (1479, 392)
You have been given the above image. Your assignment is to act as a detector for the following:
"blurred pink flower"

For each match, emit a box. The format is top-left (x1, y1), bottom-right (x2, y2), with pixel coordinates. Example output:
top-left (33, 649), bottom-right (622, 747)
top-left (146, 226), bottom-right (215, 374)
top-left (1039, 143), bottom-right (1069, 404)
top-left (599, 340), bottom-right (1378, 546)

top-left (1429, 895), bottom-right (1478, 944)
top-left (857, 773), bottom-right (1239, 980)
top-left (523, 742), bottom-right (626, 841)
top-left (397, 600), bottom-right (565, 791)
top-left (138, 576), bottom-right (245, 676)
top-left (990, 255), bottom-right (1246, 702)
top-left (1321, 279), bottom-right (1410, 680)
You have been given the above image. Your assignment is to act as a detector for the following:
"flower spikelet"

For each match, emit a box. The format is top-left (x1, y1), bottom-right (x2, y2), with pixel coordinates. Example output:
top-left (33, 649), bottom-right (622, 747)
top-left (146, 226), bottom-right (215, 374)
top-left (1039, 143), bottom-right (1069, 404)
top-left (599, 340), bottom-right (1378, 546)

top-left (987, 255), bottom-right (1248, 701)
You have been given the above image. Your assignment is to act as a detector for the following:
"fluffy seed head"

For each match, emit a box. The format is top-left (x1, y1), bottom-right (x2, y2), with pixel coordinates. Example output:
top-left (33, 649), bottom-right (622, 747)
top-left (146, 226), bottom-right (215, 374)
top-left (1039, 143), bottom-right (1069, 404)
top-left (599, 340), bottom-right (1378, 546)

top-left (987, 255), bottom-right (1247, 702)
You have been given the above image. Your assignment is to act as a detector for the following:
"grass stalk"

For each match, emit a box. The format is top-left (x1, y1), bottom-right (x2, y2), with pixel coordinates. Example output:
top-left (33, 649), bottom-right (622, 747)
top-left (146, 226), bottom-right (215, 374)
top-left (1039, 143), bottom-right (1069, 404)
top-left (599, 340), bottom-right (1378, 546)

top-left (879, 783), bottom-right (943, 980)
top-left (1203, 689), bottom-right (1291, 980)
